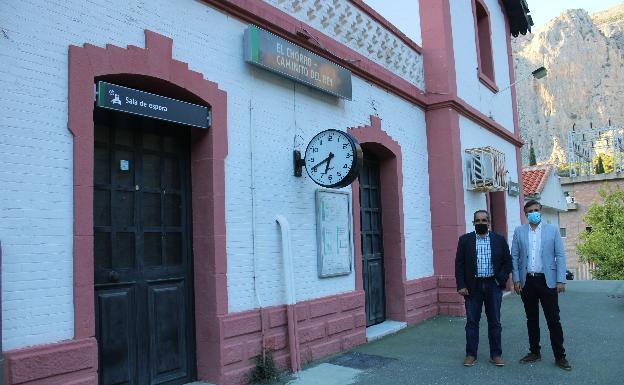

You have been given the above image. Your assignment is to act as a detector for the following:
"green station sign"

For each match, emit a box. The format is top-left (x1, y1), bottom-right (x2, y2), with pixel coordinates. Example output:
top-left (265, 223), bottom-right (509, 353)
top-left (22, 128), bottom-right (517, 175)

top-left (244, 25), bottom-right (352, 100)
top-left (95, 81), bottom-right (210, 128)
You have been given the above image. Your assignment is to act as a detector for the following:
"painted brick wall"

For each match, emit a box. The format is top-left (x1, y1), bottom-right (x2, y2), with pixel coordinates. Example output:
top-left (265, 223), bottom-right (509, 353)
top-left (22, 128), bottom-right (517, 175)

top-left (0, 0), bottom-right (432, 347)
top-left (218, 291), bottom-right (366, 385)
top-left (404, 276), bottom-right (439, 323)
top-left (450, 0), bottom-right (514, 131)
top-left (224, 43), bottom-right (431, 311)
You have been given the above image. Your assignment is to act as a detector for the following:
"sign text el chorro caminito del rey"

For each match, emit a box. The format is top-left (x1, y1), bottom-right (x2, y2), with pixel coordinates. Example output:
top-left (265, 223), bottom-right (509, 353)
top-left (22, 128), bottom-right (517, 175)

top-left (244, 25), bottom-right (352, 100)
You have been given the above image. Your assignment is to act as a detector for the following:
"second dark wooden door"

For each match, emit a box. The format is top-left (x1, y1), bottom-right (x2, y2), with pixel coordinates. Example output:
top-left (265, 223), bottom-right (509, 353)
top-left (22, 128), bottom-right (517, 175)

top-left (94, 109), bottom-right (195, 385)
top-left (359, 153), bottom-right (385, 326)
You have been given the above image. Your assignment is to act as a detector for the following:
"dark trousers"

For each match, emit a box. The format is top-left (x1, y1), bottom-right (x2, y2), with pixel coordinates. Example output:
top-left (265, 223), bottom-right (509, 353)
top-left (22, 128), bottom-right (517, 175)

top-left (464, 277), bottom-right (502, 358)
top-left (520, 274), bottom-right (566, 359)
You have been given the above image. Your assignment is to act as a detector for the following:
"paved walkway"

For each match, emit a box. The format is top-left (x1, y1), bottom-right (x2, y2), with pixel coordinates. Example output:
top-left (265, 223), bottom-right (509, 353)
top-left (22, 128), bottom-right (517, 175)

top-left (263, 280), bottom-right (624, 385)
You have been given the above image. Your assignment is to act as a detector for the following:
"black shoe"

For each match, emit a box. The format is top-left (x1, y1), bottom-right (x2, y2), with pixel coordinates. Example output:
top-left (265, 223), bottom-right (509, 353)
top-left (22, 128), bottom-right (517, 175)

top-left (519, 352), bottom-right (541, 363)
top-left (556, 357), bottom-right (572, 371)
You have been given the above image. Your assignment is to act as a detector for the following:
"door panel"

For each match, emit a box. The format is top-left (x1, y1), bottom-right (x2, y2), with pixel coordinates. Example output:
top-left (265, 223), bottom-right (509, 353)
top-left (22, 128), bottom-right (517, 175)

top-left (96, 287), bottom-right (137, 385)
top-left (148, 281), bottom-right (188, 384)
top-left (359, 153), bottom-right (385, 326)
top-left (94, 109), bottom-right (195, 385)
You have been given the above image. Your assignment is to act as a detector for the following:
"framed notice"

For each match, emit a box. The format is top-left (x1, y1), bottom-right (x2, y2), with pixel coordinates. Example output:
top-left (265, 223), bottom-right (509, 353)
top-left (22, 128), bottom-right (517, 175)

top-left (316, 189), bottom-right (354, 277)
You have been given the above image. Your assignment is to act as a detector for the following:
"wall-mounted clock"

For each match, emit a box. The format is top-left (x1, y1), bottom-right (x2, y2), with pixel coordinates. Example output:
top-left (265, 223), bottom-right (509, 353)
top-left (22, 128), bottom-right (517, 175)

top-left (294, 129), bottom-right (363, 188)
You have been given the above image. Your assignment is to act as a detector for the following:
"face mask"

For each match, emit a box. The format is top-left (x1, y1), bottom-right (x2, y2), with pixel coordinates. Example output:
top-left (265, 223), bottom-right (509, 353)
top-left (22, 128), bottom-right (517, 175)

top-left (527, 211), bottom-right (541, 225)
top-left (475, 223), bottom-right (488, 234)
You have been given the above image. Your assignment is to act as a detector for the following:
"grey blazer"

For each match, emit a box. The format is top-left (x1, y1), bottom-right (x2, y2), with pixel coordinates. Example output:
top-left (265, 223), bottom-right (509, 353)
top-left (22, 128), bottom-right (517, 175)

top-left (511, 223), bottom-right (566, 288)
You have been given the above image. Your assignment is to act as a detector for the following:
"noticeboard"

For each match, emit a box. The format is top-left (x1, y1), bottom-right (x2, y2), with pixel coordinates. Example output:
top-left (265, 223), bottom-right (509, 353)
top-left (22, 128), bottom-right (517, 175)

top-left (316, 189), bottom-right (353, 277)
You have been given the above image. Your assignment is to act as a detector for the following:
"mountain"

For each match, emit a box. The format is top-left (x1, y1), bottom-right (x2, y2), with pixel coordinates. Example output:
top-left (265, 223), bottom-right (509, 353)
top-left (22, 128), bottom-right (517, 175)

top-left (512, 3), bottom-right (624, 166)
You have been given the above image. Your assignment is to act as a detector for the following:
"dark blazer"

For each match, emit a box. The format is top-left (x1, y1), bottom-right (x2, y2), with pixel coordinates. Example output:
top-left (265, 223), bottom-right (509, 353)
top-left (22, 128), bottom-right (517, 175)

top-left (455, 231), bottom-right (512, 292)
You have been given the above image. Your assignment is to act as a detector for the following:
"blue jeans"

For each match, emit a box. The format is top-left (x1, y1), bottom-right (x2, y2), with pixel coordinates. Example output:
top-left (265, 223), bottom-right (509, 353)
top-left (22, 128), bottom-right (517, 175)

top-left (464, 277), bottom-right (503, 358)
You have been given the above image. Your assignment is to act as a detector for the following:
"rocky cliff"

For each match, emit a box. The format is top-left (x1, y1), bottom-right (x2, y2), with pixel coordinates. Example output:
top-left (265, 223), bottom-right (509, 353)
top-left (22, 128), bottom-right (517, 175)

top-left (512, 4), bottom-right (624, 166)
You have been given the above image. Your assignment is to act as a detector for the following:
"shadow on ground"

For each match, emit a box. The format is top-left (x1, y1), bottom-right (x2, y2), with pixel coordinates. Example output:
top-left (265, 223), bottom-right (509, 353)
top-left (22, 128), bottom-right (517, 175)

top-left (255, 280), bottom-right (624, 385)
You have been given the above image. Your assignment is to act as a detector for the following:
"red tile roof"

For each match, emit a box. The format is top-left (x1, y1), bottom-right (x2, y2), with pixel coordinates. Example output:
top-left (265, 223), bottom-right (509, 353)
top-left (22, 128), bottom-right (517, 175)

top-left (522, 165), bottom-right (553, 196)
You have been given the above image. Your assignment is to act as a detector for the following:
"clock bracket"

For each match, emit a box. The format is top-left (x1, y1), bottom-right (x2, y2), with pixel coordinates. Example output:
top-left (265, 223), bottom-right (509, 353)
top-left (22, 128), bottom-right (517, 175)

top-left (293, 150), bottom-right (306, 177)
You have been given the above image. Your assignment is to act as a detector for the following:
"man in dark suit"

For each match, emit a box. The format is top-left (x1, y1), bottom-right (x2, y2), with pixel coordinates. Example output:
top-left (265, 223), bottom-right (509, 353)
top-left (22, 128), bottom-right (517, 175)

top-left (455, 210), bottom-right (512, 367)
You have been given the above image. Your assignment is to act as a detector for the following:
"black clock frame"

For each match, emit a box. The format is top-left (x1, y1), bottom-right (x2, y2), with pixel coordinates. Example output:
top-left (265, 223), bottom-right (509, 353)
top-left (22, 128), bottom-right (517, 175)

top-left (301, 129), bottom-right (363, 188)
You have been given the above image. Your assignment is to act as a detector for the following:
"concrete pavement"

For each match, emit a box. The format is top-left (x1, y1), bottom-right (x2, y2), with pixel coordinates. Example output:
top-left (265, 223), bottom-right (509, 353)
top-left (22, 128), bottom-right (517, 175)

top-left (262, 280), bottom-right (624, 385)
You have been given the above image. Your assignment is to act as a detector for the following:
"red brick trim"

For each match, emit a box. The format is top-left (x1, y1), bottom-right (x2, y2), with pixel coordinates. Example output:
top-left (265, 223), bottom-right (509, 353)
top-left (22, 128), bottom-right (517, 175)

top-left (349, 116), bottom-right (407, 322)
top-left (438, 275), bottom-right (466, 316)
top-left (404, 276), bottom-right (439, 324)
top-left (3, 338), bottom-right (97, 385)
top-left (200, 0), bottom-right (427, 108)
top-left (479, 72), bottom-right (499, 93)
top-left (348, 0), bottom-right (423, 54)
top-left (421, 0), bottom-right (457, 95)
top-left (427, 95), bottom-right (523, 147)
top-left (217, 291), bottom-right (366, 385)
top-left (473, 0), bottom-right (497, 90)
top-left (68, 30), bottom-right (228, 383)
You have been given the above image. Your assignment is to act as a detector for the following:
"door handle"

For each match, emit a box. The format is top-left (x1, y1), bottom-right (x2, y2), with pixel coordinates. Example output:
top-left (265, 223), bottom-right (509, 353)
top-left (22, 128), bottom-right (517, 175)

top-left (109, 270), bottom-right (120, 283)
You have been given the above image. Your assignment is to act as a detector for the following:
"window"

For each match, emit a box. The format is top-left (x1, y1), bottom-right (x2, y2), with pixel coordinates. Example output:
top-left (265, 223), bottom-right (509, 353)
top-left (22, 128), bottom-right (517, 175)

top-left (560, 228), bottom-right (566, 238)
top-left (473, 0), bottom-right (495, 88)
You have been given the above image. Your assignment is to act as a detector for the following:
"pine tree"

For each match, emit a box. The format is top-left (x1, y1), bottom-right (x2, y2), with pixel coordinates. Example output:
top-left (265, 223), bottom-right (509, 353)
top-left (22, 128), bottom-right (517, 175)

top-left (529, 140), bottom-right (537, 166)
top-left (595, 155), bottom-right (605, 174)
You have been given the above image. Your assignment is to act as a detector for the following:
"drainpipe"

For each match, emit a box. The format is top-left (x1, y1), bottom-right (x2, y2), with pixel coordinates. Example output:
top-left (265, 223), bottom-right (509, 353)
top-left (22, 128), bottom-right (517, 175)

top-left (275, 215), bottom-right (301, 373)
top-left (1, 240), bottom-right (4, 385)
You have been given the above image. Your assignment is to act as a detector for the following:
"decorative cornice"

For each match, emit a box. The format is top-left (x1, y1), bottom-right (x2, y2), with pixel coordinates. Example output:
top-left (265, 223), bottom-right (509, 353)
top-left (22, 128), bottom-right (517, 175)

top-left (201, 0), bottom-right (522, 148)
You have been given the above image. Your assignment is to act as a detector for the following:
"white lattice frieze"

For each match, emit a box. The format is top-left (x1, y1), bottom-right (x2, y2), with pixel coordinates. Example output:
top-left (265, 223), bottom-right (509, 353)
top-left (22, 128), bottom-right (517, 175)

top-left (262, 0), bottom-right (425, 90)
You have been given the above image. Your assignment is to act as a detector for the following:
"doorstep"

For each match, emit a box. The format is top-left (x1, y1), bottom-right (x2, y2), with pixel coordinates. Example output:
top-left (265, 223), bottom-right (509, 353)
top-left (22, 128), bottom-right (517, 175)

top-left (365, 320), bottom-right (407, 342)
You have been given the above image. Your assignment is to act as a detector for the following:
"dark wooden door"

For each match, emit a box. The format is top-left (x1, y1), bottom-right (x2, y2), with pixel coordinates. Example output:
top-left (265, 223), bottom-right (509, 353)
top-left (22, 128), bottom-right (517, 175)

top-left (359, 153), bottom-right (385, 326)
top-left (94, 109), bottom-right (195, 385)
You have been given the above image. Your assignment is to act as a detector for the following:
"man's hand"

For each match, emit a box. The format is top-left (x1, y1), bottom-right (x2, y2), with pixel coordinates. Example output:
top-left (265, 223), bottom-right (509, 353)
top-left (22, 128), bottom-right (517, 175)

top-left (556, 283), bottom-right (566, 293)
top-left (457, 288), bottom-right (469, 296)
top-left (514, 281), bottom-right (522, 294)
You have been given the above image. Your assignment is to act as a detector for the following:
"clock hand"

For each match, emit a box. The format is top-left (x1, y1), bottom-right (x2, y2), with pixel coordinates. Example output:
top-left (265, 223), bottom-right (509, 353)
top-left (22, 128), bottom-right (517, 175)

top-left (311, 152), bottom-right (334, 171)
top-left (323, 152), bottom-right (334, 174)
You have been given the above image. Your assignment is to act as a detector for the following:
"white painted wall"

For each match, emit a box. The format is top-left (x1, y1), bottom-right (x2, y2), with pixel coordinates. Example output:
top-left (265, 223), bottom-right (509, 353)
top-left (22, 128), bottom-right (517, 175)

top-left (541, 208), bottom-right (560, 228)
top-left (0, 0), bottom-right (433, 348)
top-left (540, 173), bottom-right (568, 212)
top-left (227, 48), bottom-right (432, 313)
top-left (450, 0), bottom-right (514, 132)
top-left (459, 116), bottom-right (522, 240)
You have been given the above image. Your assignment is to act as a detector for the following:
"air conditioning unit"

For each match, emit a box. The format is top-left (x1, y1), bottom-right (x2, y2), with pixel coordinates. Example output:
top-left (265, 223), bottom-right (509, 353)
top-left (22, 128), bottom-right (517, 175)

top-left (466, 147), bottom-right (507, 192)
top-left (472, 151), bottom-right (494, 185)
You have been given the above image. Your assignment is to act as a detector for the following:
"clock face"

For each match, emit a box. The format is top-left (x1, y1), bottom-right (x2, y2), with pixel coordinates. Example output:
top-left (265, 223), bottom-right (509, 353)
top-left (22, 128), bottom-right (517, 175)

top-left (304, 129), bottom-right (363, 188)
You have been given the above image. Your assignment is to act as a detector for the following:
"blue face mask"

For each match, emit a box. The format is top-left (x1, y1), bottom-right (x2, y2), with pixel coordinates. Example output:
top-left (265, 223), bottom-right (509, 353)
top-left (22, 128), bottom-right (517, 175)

top-left (527, 211), bottom-right (541, 225)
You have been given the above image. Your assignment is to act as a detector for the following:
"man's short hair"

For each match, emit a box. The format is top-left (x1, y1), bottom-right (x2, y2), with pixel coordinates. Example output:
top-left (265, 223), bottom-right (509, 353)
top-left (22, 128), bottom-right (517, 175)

top-left (473, 210), bottom-right (490, 221)
top-left (524, 199), bottom-right (542, 212)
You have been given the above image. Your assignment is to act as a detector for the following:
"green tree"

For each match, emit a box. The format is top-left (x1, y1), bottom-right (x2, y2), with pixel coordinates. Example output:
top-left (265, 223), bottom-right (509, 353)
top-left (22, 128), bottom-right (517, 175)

top-left (592, 153), bottom-right (613, 173)
top-left (577, 188), bottom-right (624, 279)
top-left (595, 155), bottom-right (605, 174)
top-left (529, 140), bottom-right (537, 166)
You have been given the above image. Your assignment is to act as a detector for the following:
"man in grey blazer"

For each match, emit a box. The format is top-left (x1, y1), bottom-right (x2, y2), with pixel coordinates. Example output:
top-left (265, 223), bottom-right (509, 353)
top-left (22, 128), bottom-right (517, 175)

top-left (511, 199), bottom-right (571, 371)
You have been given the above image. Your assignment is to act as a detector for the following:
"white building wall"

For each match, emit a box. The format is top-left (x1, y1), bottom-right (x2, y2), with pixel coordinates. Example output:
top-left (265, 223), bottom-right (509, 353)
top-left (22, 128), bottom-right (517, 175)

top-left (0, 0), bottom-right (432, 347)
top-left (540, 174), bottom-right (568, 212)
top-left (459, 116), bottom-right (522, 240)
top-left (227, 54), bottom-right (431, 313)
top-left (450, 0), bottom-right (514, 132)
top-left (541, 209), bottom-right (560, 228)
